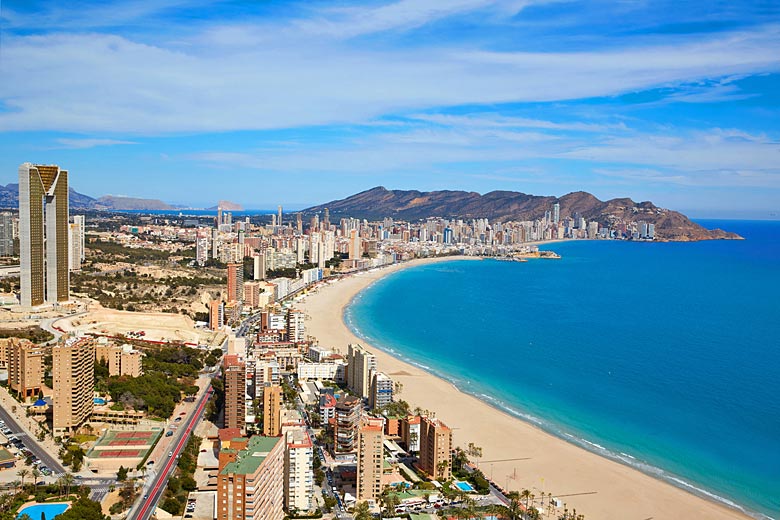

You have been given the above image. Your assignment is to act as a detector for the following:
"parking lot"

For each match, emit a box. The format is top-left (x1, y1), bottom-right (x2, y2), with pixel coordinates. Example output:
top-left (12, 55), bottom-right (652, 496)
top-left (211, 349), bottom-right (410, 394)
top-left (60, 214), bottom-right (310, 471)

top-left (0, 420), bottom-right (54, 479)
top-left (183, 490), bottom-right (215, 519)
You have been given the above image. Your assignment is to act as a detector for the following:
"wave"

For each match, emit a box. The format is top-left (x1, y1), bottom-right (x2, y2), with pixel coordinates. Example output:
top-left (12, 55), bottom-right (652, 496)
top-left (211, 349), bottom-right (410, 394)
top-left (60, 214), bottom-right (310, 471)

top-left (343, 299), bottom-right (775, 520)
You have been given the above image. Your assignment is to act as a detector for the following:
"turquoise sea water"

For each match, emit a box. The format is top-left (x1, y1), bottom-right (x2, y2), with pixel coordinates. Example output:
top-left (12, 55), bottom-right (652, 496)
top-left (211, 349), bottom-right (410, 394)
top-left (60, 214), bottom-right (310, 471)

top-left (346, 220), bottom-right (780, 519)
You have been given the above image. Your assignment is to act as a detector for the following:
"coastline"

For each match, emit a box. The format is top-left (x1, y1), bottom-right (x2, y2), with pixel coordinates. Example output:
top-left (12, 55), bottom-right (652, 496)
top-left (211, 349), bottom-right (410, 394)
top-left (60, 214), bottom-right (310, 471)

top-left (298, 255), bottom-right (756, 520)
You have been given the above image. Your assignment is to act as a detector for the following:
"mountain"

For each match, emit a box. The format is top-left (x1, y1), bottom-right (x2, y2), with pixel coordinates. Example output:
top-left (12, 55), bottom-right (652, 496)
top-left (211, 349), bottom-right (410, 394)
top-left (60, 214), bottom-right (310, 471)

top-left (0, 183), bottom-right (98, 209)
top-left (0, 184), bottom-right (174, 211)
top-left (304, 187), bottom-right (741, 241)
top-left (207, 200), bottom-right (244, 211)
top-left (93, 196), bottom-right (176, 211)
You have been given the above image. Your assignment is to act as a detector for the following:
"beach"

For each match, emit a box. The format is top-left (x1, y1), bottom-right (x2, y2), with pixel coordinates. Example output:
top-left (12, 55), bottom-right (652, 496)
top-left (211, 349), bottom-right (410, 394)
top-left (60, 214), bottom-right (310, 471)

top-left (298, 256), bottom-right (751, 520)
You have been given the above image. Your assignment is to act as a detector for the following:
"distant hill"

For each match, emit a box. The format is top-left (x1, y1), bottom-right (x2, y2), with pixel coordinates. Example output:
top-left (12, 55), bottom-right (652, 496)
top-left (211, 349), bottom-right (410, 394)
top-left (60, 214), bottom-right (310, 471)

top-left (93, 195), bottom-right (176, 211)
top-left (207, 200), bottom-right (244, 211)
top-left (0, 184), bottom-right (175, 211)
top-left (304, 186), bottom-right (741, 241)
top-left (0, 183), bottom-right (97, 209)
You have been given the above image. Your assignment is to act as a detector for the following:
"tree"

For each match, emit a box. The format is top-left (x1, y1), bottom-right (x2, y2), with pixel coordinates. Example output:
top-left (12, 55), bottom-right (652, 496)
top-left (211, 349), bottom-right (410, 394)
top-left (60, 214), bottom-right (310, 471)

top-left (17, 468), bottom-right (29, 487)
top-left (381, 493), bottom-right (400, 516)
top-left (520, 489), bottom-right (533, 512)
top-left (117, 465), bottom-right (128, 481)
top-left (31, 468), bottom-right (41, 490)
top-left (352, 501), bottom-right (372, 520)
top-left (467, 442), bottom-right (483, 467)
top-left (62, 472), bottom-right (75, 497)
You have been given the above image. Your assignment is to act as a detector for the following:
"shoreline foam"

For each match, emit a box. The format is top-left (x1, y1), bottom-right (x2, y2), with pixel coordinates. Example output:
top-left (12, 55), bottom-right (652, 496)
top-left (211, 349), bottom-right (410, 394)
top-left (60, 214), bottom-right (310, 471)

top-left (299, 255), bottom-right (761, 520)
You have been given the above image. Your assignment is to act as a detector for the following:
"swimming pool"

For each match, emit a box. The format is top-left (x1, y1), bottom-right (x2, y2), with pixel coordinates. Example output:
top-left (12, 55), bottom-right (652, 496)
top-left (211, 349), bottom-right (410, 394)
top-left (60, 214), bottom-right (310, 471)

top-left (455, 481), bottom-right (475, 492)
top-left (17, 502), bottom-right (69, 519)
top-left (93, 398), bottom-right (107, 405)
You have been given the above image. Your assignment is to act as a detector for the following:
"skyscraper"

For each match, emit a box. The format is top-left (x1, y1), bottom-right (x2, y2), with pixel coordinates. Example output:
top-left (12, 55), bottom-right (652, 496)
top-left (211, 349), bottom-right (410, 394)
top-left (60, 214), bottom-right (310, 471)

top-left (68, 218), bottom-right (83, 272)
top-left (277, 205), bottom-right (283, 227)
top-left (18, 163), bottom-right (70, 306)
top-left (553, 202), bottom-right (560, 225)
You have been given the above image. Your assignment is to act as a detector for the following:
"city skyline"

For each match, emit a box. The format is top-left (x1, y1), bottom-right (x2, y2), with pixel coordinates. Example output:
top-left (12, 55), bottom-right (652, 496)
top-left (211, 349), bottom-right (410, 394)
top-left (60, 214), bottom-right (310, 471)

top-left (1, 1), bottom-right (778, 217)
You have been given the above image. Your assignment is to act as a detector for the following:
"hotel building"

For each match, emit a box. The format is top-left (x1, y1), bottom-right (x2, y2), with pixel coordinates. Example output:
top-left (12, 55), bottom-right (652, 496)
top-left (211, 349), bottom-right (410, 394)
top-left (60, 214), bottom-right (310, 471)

top-left (53, 336), bottom-right (95, 436)
top-left (18, 163), bottom-right (70, 307)
top-left (217, 435), bottom-right (285, 520)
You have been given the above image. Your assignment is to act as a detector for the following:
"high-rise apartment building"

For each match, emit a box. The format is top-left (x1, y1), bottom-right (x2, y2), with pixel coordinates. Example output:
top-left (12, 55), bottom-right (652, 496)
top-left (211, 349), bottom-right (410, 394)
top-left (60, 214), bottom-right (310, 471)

top-left (0, 212), bottom-right (14, 257)
top-left (419, 417), bottom-right (452, 481)
top-left (401, 415), bottom-right (421, 453)
top-left (217, 435), bottom-right (285, 520)
top-left (224, 355), bottom-right (246, 432)
top-left (209, 299), bottom-right (225, 330)
top-left (196, 234), bottom-right (209, 266)
top-left (68, 217), bottom-right (84, 272)
top-left (356, 417), bottom-right (384, 502)
top-left (263, 385), bottom-right (283, 437)
top-left (7, 338), bottom-right (44, 400)
top-left (18, 163), bottom-right (70, 306)
top-left (284, 427), bottom-right (314, 513)
top-left (347, 344), bottom-right (376, 400)
top-left (286, 309), bottom-right (305, 343)
top-left (370, 372), bottom-right (393, 410)
top-left (53, 336), bottom-right (95, 436)
top-left (227, 262), bottom-right (244, 303)
top-left (334, 395), bottom-right (362, 453)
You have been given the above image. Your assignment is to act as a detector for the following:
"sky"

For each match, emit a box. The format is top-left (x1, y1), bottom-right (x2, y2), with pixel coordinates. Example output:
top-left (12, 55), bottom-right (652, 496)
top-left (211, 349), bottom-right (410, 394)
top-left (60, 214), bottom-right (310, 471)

top-left (0, 0), bottom-right (779, 217)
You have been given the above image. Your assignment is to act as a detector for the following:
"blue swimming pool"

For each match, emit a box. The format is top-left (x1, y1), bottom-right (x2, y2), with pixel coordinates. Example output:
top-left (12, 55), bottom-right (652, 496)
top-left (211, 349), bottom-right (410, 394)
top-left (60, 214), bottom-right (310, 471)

top-left (455, 481), bottom-right (475, 492)
top-left (93, 398), bottom-right (107, 405)
top-left (17, 502), bottom-right (69, 519)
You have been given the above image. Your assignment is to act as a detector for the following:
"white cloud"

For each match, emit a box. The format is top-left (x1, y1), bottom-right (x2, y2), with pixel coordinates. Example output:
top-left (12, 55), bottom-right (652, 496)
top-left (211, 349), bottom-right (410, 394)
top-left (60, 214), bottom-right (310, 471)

top-left (0, 16), bottom-right (778, 134)
top-left (53, 138), bottom-right (138, 149)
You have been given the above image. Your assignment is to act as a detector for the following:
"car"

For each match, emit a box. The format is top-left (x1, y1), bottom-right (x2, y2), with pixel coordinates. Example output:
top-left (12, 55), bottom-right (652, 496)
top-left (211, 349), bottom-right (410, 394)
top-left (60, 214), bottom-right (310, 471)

top-left (179, 412), bottom-right (186, 416)
top-left (143, 494), bottom-right (148, 500)
top-left (168, 451), bottom-right (173, 457)
top-left (147, 461), bottom-right (154, 465)
top-left (174, 417), bottom-right (182, 422)
top-left (166, 431), bottom-right (173, 437)
top-left (200, 449), bottom-right (207, 452)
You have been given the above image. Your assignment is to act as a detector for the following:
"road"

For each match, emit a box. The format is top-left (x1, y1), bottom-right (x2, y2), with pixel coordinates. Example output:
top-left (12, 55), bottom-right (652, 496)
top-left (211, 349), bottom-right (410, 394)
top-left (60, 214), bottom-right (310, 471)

top-left (127, 385), bottom-right (214, 520)
top-left (0, 404), bottom-right (66, 475)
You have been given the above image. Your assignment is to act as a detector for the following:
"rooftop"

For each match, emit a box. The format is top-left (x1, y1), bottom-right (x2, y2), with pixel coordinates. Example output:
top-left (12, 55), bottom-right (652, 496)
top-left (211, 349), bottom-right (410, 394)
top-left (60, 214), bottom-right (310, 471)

top-left (221, 435), bottom-right (281, 476)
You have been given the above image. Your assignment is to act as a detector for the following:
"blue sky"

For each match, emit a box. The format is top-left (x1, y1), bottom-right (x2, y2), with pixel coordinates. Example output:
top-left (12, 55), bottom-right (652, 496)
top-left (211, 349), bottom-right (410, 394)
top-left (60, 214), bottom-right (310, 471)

top-left (1, 0), bottom-right (778, 216)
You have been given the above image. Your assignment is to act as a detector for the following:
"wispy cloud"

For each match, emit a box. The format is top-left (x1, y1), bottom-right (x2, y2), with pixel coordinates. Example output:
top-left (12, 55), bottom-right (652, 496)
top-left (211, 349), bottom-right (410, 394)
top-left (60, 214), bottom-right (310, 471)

top-left (1, 23), bottom-right (778, 134)
top-left (53, 138), bottom-right (138, 149)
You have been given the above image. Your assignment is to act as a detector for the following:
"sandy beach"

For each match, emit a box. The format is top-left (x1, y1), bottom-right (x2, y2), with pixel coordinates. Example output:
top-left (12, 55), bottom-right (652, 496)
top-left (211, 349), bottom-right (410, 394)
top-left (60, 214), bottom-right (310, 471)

top-left (298, 256), bottom-right (750, 520)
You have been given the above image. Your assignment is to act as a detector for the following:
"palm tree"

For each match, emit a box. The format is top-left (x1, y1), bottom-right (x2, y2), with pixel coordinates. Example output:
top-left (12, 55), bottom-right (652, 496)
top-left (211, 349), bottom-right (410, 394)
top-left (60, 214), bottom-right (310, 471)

top-left (353, 501), bottom-right (372, 520)
top-left (62, 472), bottom-right (75, 497)
top-left (505, 491), bottom-right (523, 520)
top-left (17, 468), bottom-right (29, 487)
top-left (31, 468), bottom-right (41, 491)
top-left (11, 480), bottom-right (21, 494)
top-left (520, 488), bottom-right (532, 511)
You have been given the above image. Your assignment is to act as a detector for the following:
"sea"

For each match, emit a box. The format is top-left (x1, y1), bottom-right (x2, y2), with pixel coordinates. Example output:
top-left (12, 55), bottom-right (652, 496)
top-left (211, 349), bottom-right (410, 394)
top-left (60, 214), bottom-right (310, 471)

top-left (345, 220), bottom-right (780, 520)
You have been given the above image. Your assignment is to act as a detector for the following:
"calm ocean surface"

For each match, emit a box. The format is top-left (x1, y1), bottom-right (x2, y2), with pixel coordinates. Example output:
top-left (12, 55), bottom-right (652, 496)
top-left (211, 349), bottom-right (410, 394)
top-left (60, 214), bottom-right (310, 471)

top-left (345, 220), bottom-right (780, 519)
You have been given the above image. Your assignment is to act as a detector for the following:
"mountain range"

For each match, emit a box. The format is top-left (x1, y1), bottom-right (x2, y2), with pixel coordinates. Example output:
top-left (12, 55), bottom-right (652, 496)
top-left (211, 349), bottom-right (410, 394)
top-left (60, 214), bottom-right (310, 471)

top-left (304, 187), bottom-right (741, 241)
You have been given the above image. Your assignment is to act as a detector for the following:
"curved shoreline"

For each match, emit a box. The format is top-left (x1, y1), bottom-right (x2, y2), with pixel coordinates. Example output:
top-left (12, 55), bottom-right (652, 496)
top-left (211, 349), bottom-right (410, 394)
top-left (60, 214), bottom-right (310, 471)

top-left (298, 256), bottom-right (758, 520)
